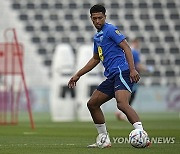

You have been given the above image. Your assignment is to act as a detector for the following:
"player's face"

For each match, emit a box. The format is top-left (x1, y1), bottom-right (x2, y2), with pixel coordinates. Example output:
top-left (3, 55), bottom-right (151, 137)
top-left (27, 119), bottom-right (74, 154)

top-left (91, 12), bottom-right (106, 30)
top-left (132, 40), bottom-right (140, 49)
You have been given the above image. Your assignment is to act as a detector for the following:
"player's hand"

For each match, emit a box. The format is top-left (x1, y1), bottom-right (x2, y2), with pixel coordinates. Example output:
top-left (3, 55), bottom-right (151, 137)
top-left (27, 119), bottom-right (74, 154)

top-left (130, 69), bottom-right (140, 83)
top-left (68, 75), bottom-right (80, 88)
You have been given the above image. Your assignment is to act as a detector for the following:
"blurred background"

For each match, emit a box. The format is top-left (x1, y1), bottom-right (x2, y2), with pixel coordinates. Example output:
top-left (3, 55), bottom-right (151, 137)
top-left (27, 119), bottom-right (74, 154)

top-left (0, 0), bottom-right (180, 124)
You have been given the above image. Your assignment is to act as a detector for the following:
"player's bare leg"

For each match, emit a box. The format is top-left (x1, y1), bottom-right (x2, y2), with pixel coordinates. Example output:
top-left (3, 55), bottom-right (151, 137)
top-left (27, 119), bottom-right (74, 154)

top-left (115, 91), bottom-right (136, 121)
top-left (87, 90), bottom-right (112, 148)
top-left (115, 90), bottom-right (151, 147)
top-left (115, 90), bottom-right (143, 129)
top-left (87, 89), bottom-right (111, 124)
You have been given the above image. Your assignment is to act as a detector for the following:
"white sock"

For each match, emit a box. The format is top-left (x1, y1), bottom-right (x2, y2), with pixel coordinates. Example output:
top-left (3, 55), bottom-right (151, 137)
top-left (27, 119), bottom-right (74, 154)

top-left (95, 123), bottom-right (107, 134)
top-left (133, 122), bottom-right (143, 130)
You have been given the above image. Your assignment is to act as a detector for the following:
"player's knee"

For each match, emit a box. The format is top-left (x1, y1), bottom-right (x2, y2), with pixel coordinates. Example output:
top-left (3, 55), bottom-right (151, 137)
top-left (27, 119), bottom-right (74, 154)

top-left (87, 99), bottom-right (93, 109)
top-left (87, 99), bottom-right (98, 110)
top-left (117, 102), bottom-right (129, 112)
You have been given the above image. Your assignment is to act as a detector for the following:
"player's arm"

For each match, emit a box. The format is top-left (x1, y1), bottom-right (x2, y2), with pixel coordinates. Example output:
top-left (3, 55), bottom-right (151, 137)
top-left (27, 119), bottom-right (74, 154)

top-left (68, 53), bottom-right (100, 88)
top-left (119, 40), bottom-right (140, 83)
top-left (75, 53), bottom-right (100, 77)
top-left (136, 63), bottom-right (147, 73)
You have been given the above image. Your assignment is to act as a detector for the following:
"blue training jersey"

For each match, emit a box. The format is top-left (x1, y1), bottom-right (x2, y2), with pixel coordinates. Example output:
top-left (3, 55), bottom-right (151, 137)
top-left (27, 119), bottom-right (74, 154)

top-left (131, 48), bottom-right (141, 92)
top-left (93, 23), bottom-right (129, 78)
top-left (131, 48), bottom-right (140, 71)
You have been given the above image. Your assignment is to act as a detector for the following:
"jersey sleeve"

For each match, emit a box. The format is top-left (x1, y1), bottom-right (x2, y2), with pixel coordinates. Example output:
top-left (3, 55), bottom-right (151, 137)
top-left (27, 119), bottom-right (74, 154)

top-left (132, 49), bottom-right (140, 65)
top-left (107, 26), bottom-right (126, 45)
top-left (93, 41), bottom-right (98, 54)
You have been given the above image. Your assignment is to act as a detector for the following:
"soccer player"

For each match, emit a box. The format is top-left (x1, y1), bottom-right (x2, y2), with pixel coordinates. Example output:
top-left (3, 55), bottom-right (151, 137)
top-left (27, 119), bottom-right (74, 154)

top-left (68, 4), bottom-right (150, 148)
top-left (115, 38), bottom-right (154, 120)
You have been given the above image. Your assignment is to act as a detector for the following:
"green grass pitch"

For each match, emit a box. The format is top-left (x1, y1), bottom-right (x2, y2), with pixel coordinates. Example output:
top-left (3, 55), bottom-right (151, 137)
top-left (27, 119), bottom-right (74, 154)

top-left (0, 112), bottom-right (179, 154)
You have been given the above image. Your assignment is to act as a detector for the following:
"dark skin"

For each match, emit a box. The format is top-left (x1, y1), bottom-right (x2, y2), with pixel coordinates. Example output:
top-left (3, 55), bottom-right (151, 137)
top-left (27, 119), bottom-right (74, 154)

top-left (68, 12), bottom-right (140, 124)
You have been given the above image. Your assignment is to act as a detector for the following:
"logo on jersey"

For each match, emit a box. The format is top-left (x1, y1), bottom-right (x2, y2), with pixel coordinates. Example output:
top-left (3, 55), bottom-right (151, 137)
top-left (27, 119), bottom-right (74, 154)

top-left (99, 36), bottom-right (103, 42)
top-left (115, 30), bottom-right (121, 35)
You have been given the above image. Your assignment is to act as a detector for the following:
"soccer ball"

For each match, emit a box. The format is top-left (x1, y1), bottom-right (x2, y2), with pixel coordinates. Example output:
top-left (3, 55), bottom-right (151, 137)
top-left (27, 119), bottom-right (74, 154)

top-left (129, 129), bottom-right (149, 148)
top-left (96, 133), bottom-right (111, 148)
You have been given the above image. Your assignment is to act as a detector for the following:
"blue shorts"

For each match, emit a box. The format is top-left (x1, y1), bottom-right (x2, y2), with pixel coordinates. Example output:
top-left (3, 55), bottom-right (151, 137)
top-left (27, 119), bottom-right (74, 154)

top-left (97, 69), bottom-right (134, 98)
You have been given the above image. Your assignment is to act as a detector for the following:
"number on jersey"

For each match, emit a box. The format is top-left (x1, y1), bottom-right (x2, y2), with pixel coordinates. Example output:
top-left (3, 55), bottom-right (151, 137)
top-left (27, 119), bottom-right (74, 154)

top-left (98, 46), bottom-right (104, 61)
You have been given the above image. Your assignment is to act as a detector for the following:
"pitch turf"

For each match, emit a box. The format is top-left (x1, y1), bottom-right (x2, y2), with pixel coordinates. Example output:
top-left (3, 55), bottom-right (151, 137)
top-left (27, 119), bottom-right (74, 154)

top-left (0, 112), bottom-right (179, 154)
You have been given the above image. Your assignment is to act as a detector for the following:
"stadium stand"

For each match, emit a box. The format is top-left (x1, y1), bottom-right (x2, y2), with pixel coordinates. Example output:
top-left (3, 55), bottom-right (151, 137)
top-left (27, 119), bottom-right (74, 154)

top-left (9, 0), bottom-right (180, 86)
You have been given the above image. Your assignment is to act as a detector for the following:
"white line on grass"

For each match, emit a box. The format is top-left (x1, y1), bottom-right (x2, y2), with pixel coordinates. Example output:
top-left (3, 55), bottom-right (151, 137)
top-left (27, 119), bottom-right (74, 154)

top-left (0, 143), bottom-right (77, 147)
top-left (23, 132), bottom-right (38, 135)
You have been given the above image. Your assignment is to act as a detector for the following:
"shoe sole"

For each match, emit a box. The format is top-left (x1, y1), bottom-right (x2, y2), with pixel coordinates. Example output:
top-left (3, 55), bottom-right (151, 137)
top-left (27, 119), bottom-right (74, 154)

top-left (146, 142), bottom-right (152, 148)
top-left (104, 144), bottom-right (111, 148)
